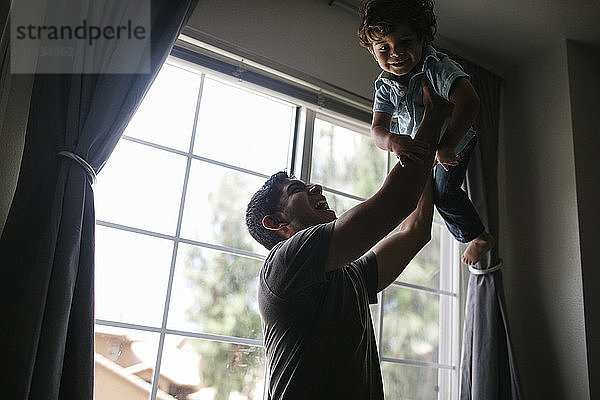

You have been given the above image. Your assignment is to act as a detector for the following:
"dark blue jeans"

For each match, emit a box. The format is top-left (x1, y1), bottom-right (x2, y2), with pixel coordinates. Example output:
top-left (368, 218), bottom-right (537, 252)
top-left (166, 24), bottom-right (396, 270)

top-left (433, 135), bottom-right (484, 243)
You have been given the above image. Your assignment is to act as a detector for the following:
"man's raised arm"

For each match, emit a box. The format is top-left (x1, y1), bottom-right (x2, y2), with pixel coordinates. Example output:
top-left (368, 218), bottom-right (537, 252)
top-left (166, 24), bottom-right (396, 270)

top-left (372, 176), bottom-right (434, 291)
top-left (325, 77), bottom-right (449, 271)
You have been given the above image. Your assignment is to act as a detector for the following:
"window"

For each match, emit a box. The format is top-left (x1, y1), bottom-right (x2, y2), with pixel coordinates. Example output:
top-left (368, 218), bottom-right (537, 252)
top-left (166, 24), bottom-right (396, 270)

top-left (93, 44), bottom-right (460, 400)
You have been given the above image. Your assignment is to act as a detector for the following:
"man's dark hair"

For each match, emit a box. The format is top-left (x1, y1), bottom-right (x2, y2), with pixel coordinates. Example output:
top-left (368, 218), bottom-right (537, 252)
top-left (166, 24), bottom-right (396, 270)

top-left (246, 171), bottom-right (290, 250)
top-left (358, 0), bottom-right (437, 48)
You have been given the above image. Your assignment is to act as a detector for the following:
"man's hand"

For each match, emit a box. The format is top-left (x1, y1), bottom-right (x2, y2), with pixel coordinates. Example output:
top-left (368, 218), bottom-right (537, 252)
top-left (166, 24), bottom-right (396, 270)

top-left (435, 146), bottom-right (460, 171)
top-left (388, 134), bottom-right (430, 167)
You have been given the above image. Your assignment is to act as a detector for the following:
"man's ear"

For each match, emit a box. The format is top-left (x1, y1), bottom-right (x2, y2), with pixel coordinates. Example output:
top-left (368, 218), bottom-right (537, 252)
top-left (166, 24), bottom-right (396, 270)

top-left (262, 214), bottom-right (294, 239)
top-left (262, 214), bottom-right (287, 231)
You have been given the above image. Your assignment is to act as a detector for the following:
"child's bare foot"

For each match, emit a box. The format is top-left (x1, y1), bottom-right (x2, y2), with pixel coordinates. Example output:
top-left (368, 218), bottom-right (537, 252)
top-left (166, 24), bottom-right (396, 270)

top-left (462, 231), bottom-right (495, 266)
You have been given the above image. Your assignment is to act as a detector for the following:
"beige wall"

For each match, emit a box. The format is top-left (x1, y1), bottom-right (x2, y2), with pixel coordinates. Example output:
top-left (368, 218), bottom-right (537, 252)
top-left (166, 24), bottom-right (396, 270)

top-left (94, 354), bottom-right (177, 400)
top-left (566, 41), bottom-right (600, 399)
top-left (95, 356), bottom-right (152, 400)
top-left (499, 41), bottom-right (590, 399)
top-left (187, 0), bottom-right (380, 100)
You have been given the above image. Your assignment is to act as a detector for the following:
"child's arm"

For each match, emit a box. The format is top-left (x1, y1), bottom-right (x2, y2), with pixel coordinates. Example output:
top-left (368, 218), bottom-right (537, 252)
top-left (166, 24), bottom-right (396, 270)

top-left (371, 111), bottom-right (430, 167)
top-left (436, 77), bottom-right (480, 170)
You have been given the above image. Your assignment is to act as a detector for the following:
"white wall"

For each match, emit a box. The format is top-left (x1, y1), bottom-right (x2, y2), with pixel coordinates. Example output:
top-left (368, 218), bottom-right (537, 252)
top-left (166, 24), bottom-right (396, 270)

top-left (499, 42), bottom-right (590, 399)
top-left (186, 0), bottom-right (380, 101)
top-left (567, 41), bottom-right (600, 399)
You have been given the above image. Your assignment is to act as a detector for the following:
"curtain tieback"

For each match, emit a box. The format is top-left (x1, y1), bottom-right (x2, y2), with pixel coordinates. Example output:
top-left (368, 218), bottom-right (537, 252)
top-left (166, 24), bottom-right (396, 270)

top-left (58, 151), bottom-right (97, 184)
top-left (468, 259), bottom-right (503, 275)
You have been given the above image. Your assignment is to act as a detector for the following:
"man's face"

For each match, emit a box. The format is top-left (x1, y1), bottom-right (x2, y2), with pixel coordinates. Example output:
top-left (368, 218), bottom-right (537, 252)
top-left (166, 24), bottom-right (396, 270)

top-left (369, 25), bottom-right (425, 77)
top-left (277, 179), bottom-right (336, 233)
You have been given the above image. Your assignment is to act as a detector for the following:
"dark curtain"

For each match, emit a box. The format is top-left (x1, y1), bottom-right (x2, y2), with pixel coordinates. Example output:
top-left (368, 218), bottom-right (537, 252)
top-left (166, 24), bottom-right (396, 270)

top-left (441, 50), bottom-right (523, 399)
top-left (0, 1), bottom-right (198, 398)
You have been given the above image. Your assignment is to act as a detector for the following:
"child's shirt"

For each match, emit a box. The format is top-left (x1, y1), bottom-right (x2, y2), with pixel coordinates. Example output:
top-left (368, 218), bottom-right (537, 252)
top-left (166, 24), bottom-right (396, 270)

top-left (372, 45), bottom-right (476, 154)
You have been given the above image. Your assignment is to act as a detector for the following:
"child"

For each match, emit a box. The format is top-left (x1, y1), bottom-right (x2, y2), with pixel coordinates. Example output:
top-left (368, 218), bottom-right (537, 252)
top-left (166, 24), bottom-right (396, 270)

top-left (358, 0), bottom-right (494, 266)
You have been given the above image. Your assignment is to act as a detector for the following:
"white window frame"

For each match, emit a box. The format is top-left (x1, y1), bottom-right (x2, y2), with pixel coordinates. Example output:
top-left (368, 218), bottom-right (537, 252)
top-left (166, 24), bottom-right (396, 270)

top-left (94, 37), bottom-right (462, 400)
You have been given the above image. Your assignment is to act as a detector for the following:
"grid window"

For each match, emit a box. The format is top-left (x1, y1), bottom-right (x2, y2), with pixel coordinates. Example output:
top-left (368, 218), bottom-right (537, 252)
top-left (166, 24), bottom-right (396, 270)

top-left (192, 78), bottom-right (294, 175)
top-left (94, 139), bottom-right (188, 235)
top-left (178, 161), bottom-right (268, 255)
top-left (159, 335), bottom-right (266, 400)
top-left (124, 64), bottom-right (201, 151)
top-left (167, 243), bottom-right (263, 340)
top-left (94, 226), bottom-right (173, 327)
top-left (94, 52), bottom-right (460, 400)
top-left (310, 117), bottom-right (388, 201)
top-left (381, 362), bottom-right (453, 399)
top-left (381, 285), bottom-right (441, 363)
top-left (94, 326), bottom-right (160, 399)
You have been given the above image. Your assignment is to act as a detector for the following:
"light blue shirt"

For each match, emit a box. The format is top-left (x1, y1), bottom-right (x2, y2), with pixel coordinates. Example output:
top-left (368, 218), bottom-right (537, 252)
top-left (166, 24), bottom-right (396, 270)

top-left (372, 45), bottom-right (476, 154)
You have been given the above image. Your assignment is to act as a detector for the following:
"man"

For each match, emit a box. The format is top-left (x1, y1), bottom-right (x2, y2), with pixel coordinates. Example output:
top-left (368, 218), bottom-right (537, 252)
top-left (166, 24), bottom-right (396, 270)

top-left (245, 78), bottom-right (450, 399)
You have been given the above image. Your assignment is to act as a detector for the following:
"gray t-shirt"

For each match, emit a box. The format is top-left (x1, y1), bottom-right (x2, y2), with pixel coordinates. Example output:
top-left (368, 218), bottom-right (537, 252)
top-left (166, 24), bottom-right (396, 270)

top-left (258, 221), bottom-right (384, 399)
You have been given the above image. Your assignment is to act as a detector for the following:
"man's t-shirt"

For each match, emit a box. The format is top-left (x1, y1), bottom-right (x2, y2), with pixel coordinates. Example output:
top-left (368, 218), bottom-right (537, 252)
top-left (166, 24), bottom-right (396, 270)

top-left (258, 221), bottom-right (384, 400)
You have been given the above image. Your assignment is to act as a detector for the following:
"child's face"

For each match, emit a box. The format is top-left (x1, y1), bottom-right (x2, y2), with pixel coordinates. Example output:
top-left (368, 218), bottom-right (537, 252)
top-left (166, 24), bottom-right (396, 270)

top-left (369, 25), bottom-right (425, 77)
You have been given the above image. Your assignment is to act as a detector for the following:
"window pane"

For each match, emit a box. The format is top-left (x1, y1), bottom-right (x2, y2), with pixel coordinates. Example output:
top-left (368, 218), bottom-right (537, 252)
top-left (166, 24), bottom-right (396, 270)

top-left (396, 222), bottom-right (442, 289)
top-left (381, 362), bottom-right (449, 400)
top-left (168, 243), bottom-right (263, 340)
top-left (382, 286), bottom-right (440, 363)
top-left (370, 303), bottom-right (380, 345)
top-left (125, 63), bottom-right (201, 151)
top-left (95, 226), bottom-right (173, 327)
top-left (193, 78), bottom-right (294, 175)
top-left (95, 140), bottom-right (187, 235)
top-left (180, 161), bottom-right (267, 255)
top-left (322, 190), bottom-right (361, 216)
top-left (94, 326), bottom-right (159, 400)
top-left (311, 118), bottom-right (386, 198)
top-left (388, 151), bottom-right (396, 172)
top-left (160, 336), bottom-right (265, 400)
top-left (434, 208), bottom-right (443, 223)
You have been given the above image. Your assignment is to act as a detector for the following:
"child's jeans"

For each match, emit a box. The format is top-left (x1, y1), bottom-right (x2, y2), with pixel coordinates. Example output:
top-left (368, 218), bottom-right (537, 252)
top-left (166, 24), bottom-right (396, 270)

top-left (433, 135), bottom-right (485, 243)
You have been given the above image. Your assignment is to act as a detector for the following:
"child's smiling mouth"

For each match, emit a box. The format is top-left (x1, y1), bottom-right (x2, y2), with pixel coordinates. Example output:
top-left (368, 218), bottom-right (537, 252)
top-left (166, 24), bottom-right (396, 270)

top-left (389, 57), bottom-right (410, 67)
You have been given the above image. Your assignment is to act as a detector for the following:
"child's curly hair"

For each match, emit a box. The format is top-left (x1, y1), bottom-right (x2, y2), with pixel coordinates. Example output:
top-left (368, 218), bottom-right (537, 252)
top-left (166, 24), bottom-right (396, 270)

top-left (358, 0), bottom-right (437, 48)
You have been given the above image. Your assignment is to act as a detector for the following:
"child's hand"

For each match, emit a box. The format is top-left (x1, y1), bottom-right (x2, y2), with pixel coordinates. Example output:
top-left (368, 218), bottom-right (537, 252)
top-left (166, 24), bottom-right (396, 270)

top-left (435, 147), bottom-right (460, 171)
top-left (388, 134), bottom-right (430, 167)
